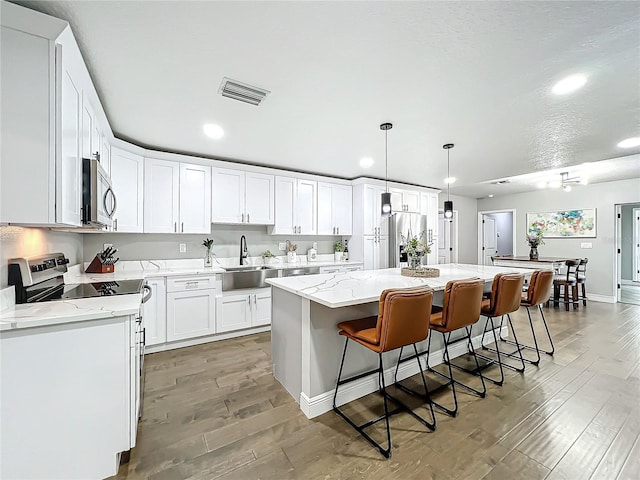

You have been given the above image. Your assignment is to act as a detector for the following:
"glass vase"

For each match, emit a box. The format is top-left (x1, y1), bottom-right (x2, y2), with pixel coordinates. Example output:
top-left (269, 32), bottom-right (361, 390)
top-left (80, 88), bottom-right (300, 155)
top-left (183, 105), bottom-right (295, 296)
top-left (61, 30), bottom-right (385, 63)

top-left (529, 247), bottom-right (538, 260)
top-left (204, 251), bottom-right (213, 267)
top-left (409, 254), bottom-right (423, 269)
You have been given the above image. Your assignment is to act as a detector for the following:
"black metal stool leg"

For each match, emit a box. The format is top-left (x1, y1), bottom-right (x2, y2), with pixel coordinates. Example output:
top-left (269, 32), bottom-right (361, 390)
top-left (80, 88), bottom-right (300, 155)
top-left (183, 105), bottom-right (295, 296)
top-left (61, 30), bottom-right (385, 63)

top-left (538, 305), bottom-right (555, 355)
top-left (469, 316), bottom-right (506, 386)
top-left (479, 313), bottom-right (527, 373)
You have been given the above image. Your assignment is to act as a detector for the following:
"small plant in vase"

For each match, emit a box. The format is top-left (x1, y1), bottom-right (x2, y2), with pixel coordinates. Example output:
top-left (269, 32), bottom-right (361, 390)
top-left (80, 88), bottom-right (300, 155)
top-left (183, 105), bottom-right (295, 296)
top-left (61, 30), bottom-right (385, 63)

top-left (202, 238), bottom-right (214, 267)
top-left (334, 240), bottom-right (345, 262)
top-left (401, 231), bottom-right (431, 269)
top-left (526, 229), bottom-right (545, 260)
top-left (262, 250), bottom-right (276, 265)
top-left (287, 243), bottom-right (298, 263)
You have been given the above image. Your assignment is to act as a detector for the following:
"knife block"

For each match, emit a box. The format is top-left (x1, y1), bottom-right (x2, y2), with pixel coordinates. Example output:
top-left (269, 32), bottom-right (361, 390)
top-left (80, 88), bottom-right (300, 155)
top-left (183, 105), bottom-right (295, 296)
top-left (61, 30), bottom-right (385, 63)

top-left (85, 255), bottom-right (114, 273)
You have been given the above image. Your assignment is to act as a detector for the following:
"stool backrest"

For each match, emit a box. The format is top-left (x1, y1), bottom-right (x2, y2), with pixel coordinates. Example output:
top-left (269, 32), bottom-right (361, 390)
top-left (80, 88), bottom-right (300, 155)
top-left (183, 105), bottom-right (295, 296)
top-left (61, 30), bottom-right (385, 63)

top-left (577, 258), bottom-right (588, 276)
top-left (488, 273), bottom-right (525, 316)
top-left (563, 259), bottom-right (580, 281)
top-left (377, 287), bottom-right (434, 352)
top-left (525, 270), bottom-right (553, 306)
top-left (430, 278), bottom-right (484, 331)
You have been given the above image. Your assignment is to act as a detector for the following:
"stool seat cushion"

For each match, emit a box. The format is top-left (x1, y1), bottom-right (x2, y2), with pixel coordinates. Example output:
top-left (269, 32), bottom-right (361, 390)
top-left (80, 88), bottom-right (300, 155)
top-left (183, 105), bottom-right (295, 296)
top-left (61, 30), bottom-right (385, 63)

top-left (554, 277), bottom-right (576, 285)
top-left (338, 316), bottom-right (379, 346)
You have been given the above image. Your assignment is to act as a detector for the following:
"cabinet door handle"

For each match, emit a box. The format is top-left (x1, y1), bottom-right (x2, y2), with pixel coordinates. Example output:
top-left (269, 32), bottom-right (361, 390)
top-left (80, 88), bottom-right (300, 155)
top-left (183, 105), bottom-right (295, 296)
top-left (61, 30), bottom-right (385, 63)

top-left (254, 294), bottom-right (257, 306)
top-left (247, 213), bottom-right (250, 223)
top-left (114, 219), bottom-right (118, 231)
top-left (242, 213), bottom-right (245, 223)
top-left (174, 222), bottom-right (177, 233)
top-left (337, 227), bottom-right (339, 235)
top-left (181, 222), bottom-right (184, 232)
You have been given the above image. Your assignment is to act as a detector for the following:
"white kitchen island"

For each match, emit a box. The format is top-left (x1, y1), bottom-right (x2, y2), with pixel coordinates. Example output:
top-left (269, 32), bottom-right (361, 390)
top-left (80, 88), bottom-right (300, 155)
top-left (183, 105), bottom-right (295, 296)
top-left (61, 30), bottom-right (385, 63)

top-left (266, 263), bottom-right (533, 418)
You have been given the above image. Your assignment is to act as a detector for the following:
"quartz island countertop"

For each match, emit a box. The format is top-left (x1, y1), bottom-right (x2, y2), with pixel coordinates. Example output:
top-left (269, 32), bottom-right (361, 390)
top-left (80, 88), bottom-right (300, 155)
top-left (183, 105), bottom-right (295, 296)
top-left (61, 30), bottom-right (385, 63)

top-left (266, 263), bottom-right (534, 308)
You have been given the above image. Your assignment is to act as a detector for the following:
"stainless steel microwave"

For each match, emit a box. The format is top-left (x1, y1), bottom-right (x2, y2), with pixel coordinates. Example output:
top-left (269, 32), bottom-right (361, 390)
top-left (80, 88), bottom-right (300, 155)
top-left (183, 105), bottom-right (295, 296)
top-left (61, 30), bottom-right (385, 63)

top-left (82, 158), bottom-right (116, 228)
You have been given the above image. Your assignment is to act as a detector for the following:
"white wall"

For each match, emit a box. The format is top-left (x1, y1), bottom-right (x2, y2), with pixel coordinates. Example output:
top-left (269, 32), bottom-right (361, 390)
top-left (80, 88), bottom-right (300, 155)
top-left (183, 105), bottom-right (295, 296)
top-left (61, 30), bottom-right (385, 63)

top-left (477, 178), bottom-right (640, 299)
top-left (621, 203), bottom-right (640, 281)
top-left (485, 212), bottom-right (514, 256)
top-left (439, 194), bottom-right (477, 264)
top-left (83, 224), bottom-right (339, 262)
top-left (0, 226), bottom-right (83, 288)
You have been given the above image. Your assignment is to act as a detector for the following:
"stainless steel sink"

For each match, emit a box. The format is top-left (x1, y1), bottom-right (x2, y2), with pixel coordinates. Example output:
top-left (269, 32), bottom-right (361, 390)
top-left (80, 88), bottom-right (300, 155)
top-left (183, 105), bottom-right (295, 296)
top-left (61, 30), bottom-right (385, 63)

top-left (221, 265), bottom-right (279, 290)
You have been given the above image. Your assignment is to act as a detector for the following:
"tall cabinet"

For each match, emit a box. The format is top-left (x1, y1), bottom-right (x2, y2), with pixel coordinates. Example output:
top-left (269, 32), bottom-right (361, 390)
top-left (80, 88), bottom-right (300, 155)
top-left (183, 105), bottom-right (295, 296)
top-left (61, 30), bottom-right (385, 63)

top-left (110, 147), bottom-right (144, 232)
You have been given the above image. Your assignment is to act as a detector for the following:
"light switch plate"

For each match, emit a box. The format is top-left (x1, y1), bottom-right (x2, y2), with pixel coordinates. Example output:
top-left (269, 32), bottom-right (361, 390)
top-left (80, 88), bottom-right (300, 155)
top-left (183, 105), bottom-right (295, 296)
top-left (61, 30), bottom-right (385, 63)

top-left (179, 243), bottom-right (187, 253)
top-left (278, 242), bottom-right (286, 251)
top-left (580, 242), bottom-right (593, 249)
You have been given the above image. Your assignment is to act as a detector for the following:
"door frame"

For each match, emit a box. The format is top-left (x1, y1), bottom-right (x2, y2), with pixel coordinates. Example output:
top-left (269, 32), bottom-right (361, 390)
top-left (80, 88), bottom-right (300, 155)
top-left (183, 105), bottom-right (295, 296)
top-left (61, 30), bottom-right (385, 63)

top-left (477, 209), bottom-right (516, 265)
top-left (438, 210), bottom-right (459, 264)
top-left (615, 203), bottom-right (640, 303)
top-left (633, 208), bottom-right (640, 283)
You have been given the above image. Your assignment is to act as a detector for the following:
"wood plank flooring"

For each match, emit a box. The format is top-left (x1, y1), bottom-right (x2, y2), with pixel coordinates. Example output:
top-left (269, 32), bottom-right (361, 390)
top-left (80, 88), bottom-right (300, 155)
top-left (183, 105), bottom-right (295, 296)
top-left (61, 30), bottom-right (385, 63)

top-left (112, 301), bottom-right (640, 480)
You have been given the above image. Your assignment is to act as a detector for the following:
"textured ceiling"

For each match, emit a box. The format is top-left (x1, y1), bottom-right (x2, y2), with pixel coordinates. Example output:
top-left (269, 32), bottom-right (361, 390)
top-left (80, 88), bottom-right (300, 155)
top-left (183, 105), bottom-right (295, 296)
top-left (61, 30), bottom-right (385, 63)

top-left (13, 1), bottom-right (640, 197)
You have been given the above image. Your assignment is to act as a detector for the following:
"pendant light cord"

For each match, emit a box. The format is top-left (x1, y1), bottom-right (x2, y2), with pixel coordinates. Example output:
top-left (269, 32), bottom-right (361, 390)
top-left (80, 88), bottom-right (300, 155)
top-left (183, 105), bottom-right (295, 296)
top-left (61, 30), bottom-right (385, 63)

top-left (447, 148), bottom-right (450, 201)
top-left (385, 129), bottom-right (388, 193)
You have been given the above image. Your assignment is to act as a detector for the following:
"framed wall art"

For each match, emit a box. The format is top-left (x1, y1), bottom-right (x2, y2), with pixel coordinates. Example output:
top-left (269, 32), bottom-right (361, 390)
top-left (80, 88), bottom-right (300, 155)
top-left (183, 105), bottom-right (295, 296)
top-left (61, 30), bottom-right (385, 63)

top-left (526, 208), bottom-right (596, 238)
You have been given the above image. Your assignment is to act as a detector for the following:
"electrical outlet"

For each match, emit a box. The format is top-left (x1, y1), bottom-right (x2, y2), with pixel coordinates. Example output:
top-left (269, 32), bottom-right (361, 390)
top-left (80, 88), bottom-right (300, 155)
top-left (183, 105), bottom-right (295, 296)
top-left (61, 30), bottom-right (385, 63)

top-left (580, 242), bottom-right (593, 249)
top-left (103, 243), bottom-right (113, 251)
top-left (278, 242), bottom-right (286, 251)
top-left (179, 243), bottom-right (187, 253)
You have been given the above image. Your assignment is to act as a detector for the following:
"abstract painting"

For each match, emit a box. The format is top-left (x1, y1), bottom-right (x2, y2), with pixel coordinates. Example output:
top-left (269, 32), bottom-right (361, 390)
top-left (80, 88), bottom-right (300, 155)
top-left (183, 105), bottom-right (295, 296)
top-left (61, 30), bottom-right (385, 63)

top-left (527, 208), bottom-right (596, 238)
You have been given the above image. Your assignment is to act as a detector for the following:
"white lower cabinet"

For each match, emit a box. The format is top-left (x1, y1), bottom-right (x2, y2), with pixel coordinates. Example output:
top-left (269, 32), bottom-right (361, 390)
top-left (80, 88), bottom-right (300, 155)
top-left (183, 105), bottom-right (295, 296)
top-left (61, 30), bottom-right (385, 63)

top-left (166, 275), bottom-right (216, 341)
top-left (218, 288), bottom-right (271, 333)
top-left (142, 277), bottom-right (166, 346)
top-left (363, 236), bottom-right (389, 270)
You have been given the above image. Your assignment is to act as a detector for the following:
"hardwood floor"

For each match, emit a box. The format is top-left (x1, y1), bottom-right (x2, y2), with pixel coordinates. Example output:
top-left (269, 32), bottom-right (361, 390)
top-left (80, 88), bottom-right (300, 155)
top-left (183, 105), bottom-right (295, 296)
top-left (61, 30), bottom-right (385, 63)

top-left (112, 301), bottom-right (640, 480)
top-left (620, 285), bottom-right (640, 305)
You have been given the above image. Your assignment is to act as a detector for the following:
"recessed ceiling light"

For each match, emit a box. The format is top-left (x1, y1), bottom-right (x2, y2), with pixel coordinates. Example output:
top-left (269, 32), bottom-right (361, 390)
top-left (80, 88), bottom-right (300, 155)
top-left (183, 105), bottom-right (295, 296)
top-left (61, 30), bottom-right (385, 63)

top-left (488, 194), bottom-right (494, 198)
top-left (359, 157), bottom-right (374, 168)
top-left (444, 177), bottom-right (456, 184)
top-left (203, 124), bottom-right (224, 140)
top-left (617, 137), bottom-right (640, 149)
top-left (552, 74), bottom-right (587, 95)
top-left (537, 181), bottom-right (547, 189)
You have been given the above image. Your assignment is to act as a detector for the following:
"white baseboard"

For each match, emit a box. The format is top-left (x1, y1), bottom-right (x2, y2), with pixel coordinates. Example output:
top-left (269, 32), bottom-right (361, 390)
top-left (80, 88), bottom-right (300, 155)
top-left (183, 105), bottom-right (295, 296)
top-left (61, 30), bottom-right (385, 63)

top-left (144, 325), bottom-right (271, 354)
top-left (299, 326), bottom-right (508, 419)
top-left (588, 294), bottom-right (616, 304)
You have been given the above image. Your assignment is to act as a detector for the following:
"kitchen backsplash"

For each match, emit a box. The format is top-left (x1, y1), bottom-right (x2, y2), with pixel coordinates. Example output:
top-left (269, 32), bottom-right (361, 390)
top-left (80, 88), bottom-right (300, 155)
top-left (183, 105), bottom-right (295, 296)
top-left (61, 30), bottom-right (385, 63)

top-left (83, 224), bottom-right (342, 262)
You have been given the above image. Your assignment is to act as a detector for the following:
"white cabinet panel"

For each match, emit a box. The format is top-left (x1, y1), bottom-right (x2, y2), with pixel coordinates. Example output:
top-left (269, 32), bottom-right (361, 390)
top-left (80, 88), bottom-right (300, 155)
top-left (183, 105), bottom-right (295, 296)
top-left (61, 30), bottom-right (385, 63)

top-left (404, 190), bottom-right (420, 213)
top-left (273, 177), bottom-right (316, 235)
top-left (81, 100), bottom-right (92, 159)
top-left (101, 133), bottom-right (111, 176)
top-left (317, 182), bottom-right (333, 235)
top-left (363, 185), bottom-right (388, 236)
top-left (56, 55), bottom-right (82, 226)
top-left (144, 158), bottom-right (180, 233)
top-left (245, 172), bottom-right (274, 224)
top-left (212, 167), bottom-right (244, 223)
top-left (166, 289), bottom-right (216, 341)
top-left (219, 294), bottom-right (251, 333)
top-left (363, 236), bottom-right (388, 270)
top-left (111, 148), bottom-right (144, 232)
top-left (253, 290), bottom-right (271, 327)
top-left (421, 192), bottom-right (439, 265)
top-left (317, 182), bottom-right (351, 235)
top-left (179, 163), bottom-right (211, 233)
top-left (142, 278), bottom-right (166, 346)
top-left (391, 188), bottom-right (420, 213)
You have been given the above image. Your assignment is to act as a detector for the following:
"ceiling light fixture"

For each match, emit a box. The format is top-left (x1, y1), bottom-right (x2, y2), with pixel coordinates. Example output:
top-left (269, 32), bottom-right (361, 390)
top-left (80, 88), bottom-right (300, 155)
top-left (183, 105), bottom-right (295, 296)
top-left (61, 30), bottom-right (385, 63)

top-left (380, 123), bottom-right (393, 216)
top-left (203, 124), bottom-right (224, 140)
top-left (359, 157), bottom-right (374, 168)
top-left (552, 74), bottom-right (587, 95)
top-left (443, 143), bottom-right (454, 219)
top-left (559, 172), bottom-right (585, 192)
top-left (444, 177), bottom-right (456, 184)
top-left (617, 137), bottom-right (640, 149)
top-left (488, 194), bottom-right (494, 198)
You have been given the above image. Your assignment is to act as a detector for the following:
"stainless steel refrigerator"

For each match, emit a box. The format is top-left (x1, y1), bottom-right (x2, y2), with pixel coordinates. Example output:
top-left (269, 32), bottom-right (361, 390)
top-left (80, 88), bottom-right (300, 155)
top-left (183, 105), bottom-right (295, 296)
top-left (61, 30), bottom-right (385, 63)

top-left (388, 212), bottom-right (429, 268)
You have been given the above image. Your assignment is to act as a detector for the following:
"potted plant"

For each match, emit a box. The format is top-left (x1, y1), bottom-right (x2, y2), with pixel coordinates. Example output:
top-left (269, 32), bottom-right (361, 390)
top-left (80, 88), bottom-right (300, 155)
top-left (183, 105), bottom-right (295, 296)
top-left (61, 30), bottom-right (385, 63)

top-left (334, 240), bottom-right (345, 262)
top-left (262, 250), bottom-right (276, 265)
top-left (202, 238), bottom-right (214, 267)
top-left (401, 232), bottom-right (431, 269)
top-left (526, 230), bottom-right (545, 259)
top-left (287, 243), bottom-right (298, 263)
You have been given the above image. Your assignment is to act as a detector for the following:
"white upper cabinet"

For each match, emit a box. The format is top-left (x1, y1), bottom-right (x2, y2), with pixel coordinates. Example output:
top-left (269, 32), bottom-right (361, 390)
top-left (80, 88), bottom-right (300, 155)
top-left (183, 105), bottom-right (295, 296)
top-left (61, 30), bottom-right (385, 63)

top-left (144, 159), bottom-right (210, 233)
top-left (211, 168), bottom-right (274, 225)
top-left (317, 182), bottom-right (352, 236)
top-left (363, 185), bottom-right (389, 237)
top-left (101, 132), bottom-right (111, 175)
top-left (272, 177), bottom-right (317, 235)
top-left (390, 187), bottom-right (420, 213)
top-left (111, 147), bottom-right (144, 232)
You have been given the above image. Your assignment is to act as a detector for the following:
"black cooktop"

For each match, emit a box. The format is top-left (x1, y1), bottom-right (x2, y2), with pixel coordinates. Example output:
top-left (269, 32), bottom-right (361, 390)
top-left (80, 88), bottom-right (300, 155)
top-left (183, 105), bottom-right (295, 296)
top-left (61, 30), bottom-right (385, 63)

top-left (48, 279), bottom-right (144, 301)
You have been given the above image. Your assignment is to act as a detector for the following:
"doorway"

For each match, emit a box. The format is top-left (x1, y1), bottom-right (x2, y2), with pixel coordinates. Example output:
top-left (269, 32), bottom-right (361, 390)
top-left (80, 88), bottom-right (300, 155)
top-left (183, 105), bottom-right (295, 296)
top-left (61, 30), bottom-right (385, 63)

top-left (438, 211), bottom-right (458, 264)
top-left (478, 210), bottom-right (516, 265)
top-left (616, 203), bottom-right (640, 305)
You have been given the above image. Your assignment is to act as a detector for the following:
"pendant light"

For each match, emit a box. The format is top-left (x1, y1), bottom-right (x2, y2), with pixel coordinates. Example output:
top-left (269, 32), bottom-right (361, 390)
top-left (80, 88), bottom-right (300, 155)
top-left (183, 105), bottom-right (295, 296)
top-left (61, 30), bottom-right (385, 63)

top-left (443, 143), bottom-right (454, 219)
top-left (380, 123), bottom-right (393, 216)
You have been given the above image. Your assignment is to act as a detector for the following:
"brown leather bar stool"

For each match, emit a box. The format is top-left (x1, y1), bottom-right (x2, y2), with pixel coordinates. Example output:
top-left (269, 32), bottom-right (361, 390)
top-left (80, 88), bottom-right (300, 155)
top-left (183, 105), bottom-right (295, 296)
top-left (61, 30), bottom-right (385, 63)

top-left (576, 258), bottom-right (588, 306)
top-left (499, 270), bottom-right (555, 365)
top-left (333, 287), bottom-right (436, 458)
top-left (471, 273), bottom-right (526, 386)
top-left (422, 278), bottom-right (487, 417)
top-left (552, 259), bottom-right (580, 310)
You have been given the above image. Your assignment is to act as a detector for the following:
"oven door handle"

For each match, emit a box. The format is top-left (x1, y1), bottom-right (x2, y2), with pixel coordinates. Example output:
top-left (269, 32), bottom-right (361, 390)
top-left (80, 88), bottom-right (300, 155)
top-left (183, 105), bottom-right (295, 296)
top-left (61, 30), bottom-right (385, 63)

top-left (141, 284), bottom-right (153, 304)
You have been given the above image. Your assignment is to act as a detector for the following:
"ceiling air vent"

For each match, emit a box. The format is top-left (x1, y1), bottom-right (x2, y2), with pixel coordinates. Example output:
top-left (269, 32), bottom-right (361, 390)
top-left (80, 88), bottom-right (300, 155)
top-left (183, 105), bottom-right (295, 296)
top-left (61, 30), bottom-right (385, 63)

top-left (218, 77), bottom-right (270, 106)
top-left (491, 179), bottom-right (512, 185)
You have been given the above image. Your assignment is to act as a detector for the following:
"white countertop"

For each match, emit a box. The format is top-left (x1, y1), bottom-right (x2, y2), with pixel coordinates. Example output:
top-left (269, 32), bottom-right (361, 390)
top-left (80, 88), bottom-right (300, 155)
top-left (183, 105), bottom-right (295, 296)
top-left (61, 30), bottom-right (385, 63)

top-left (266, 263), bottom-right (534, 308)
top-left (0, 293), bottom-right (142, 331)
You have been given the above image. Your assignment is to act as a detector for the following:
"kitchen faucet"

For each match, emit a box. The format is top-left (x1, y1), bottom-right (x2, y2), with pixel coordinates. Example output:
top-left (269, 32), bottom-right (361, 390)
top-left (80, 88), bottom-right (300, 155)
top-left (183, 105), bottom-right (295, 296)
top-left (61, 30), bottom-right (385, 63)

top-left (240, 235), bottom-right (249, 265)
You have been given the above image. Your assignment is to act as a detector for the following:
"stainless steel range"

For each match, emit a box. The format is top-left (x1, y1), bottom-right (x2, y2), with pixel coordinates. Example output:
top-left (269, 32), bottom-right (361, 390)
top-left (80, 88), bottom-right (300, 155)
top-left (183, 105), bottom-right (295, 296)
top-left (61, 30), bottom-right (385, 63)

top-left (8, 253), bottom-right (148, 304)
